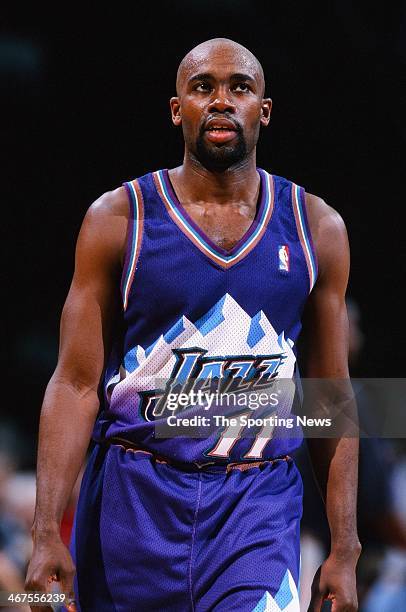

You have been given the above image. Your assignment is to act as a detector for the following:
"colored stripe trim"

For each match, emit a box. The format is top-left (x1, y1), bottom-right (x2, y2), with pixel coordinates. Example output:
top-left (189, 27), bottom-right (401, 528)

top-left (121, 180), bottom-right (144, 310)
top-left (292, 184), bottom-right (317, 292)
top-left (154, 169), bottom-right (274, 269)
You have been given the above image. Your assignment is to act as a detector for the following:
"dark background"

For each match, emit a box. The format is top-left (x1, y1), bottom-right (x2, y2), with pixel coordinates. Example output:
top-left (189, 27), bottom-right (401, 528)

top-left (2, 1), bottom-right (405, 464)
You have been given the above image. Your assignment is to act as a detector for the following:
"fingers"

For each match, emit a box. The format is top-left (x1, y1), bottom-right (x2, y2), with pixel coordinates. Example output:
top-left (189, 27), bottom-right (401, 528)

top-left (307, 565), bottom-right (325, 612)
top-left (309, 595), bottom-right (335, 612)
top-left (307, 557), bottom-right (358, 612)
top-left (308, 591), bottom-right (325, 612)
top-left (26, 562), bottom-right (76, 612)
top-left (65, 599), bottom-right (78, 612)
top-left (60, 565), bottom-right (77, 612)
top-left (331, 595), bottom-right (358, 611)
top-left (307, 568), bottom-right (343, 612)
top-left (25, 568), bottom-right (54, 612)
top-left (309, 592), bottom-right (357, 612)
top-left (25, 571), bottom-right (49, 597)
top-left (25, 570), bottom-right (59, 612)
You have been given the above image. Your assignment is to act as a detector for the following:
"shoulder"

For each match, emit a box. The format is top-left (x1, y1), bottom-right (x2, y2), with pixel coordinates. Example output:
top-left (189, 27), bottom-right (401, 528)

top-left (304, 192), bottom-right (349, 280)
top-left (85, 185), bottom-right (130, 225)
top-left (271, 174), bottom-right (348, 246)
top-left (78, 185), bottom-right (130, 267)
top-left (304, 192), bottom-right (347, 240)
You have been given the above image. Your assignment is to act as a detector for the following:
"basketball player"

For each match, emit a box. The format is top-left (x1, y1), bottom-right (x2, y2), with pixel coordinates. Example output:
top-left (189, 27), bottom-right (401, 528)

top-left (25, 39), bottom-right (361, 611)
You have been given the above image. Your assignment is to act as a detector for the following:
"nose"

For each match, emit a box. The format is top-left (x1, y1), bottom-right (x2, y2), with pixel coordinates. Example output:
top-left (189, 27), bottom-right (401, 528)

top-left (208, 87), bottom-right (236, 114)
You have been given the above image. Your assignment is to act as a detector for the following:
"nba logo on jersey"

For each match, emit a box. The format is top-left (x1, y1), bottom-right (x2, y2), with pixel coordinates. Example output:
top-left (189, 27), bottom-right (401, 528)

top-left (278, 244), bottom-right (290, 272)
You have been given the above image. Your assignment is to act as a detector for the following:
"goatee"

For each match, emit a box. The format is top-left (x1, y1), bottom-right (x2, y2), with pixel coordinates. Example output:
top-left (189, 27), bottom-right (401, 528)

top-left (195, 124), bottom-right (247, 172)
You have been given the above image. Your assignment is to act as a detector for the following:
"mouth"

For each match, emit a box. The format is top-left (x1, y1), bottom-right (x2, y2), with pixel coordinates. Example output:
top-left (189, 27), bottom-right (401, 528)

top-left (204, 120), bottom-right (238, 144)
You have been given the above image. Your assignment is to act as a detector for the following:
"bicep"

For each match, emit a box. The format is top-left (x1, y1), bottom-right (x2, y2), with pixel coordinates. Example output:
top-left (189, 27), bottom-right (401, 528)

top-left (53, 197), bottom-right (126, 391)
top-left (56, 283), bottom-right (118, 393)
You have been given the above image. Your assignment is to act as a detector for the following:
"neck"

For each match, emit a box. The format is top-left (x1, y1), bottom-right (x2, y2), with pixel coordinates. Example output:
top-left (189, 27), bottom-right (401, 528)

top-left (169, 150), bottom-right (259, 207)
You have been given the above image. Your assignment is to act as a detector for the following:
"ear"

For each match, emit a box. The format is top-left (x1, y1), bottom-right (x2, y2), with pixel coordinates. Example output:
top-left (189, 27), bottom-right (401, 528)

top-left (170, 96), bottom-right (182, 126)
top-left (260, 98), bottom-right (272, 126)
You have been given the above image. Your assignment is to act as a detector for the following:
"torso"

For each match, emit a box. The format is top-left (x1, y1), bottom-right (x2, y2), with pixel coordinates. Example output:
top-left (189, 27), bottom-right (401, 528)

top-left (93, 168), bottom-right (318, 465)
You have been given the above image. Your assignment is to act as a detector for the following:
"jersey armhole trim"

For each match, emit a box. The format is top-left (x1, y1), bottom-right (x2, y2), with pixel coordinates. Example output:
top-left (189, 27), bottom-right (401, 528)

top-left (291, 183), bottom-right (318, 293)
top-left (120, 180), bottom-right (144, 310)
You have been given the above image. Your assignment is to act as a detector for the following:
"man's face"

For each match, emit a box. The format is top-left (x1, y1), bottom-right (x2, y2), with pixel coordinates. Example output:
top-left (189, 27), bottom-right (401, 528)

top-left (171, 45), bottom-right (271, 171)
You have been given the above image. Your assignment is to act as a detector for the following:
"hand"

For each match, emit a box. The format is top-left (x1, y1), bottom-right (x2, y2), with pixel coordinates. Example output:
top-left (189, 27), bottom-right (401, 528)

top-left (307, 550), bottom-right (360, 612)
top-left (25, 533), bottom-right (76, 612)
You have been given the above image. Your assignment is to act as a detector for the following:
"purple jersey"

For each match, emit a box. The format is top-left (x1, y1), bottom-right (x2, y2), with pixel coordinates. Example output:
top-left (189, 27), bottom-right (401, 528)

top-left (92, 168), bottom-right (317, 464)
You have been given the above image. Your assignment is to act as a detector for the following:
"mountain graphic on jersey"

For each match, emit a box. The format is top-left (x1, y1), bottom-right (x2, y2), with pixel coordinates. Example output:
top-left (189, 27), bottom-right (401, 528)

top-left (253, 569), bottom-right (300, 612)
top-left (105, 293), bottom-right (296, 420)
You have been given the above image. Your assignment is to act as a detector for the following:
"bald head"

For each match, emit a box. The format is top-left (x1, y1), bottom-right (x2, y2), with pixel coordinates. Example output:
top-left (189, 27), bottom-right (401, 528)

top-left (176, 38), bottom-right (265, 97)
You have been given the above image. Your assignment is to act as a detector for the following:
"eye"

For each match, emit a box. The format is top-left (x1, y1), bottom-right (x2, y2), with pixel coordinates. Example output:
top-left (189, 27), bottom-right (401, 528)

top-left (233, 82), bottom-right (251, 92)
top-left (195, 82), bottom-right (212, 92)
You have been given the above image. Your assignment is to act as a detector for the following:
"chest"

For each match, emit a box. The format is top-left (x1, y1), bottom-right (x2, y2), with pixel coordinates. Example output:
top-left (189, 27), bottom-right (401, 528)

top-left (125, 215), bottom-right (311, 360)
top-left (134, 211), bottom-right (309, 325)
top-left (182, 203), bottom-right (256, 251)
top-left (121, 171), bottom-right (315, 353)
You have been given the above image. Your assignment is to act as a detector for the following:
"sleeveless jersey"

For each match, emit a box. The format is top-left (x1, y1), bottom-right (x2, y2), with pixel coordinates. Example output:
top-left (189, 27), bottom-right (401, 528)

top-left (92, 168), bottom-right (317, 464)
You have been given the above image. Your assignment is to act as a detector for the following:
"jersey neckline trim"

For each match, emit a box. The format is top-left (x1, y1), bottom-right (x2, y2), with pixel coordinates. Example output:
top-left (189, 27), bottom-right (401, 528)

top-left (153, 168), bottom-right (274, 269)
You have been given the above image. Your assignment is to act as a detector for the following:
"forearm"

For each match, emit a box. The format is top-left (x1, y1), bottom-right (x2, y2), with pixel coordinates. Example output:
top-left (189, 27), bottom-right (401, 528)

top-left (307, 436), bottom-right (361, 555)
top-left (32, 376), bottom-right (99, 541)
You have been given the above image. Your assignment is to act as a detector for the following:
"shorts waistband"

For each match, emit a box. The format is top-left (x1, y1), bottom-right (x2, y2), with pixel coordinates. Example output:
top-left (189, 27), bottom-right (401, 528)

top-left (100, 437), bottom-right (291, 473)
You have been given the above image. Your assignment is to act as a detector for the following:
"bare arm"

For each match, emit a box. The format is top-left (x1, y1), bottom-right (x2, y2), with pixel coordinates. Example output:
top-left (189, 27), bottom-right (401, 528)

top-left (303, 194), bottom-right (361, 612)
top-left (25, 187), bottom-right (128, 605)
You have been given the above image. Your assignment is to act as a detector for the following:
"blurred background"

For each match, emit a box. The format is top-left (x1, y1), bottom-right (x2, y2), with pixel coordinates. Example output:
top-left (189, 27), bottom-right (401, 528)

top-left (1, 1), bottom-right (405, 610)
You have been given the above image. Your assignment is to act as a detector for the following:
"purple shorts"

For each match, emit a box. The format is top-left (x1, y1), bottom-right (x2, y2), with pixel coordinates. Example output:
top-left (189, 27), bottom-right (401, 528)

top-left (70, 443), bottom-right (302, 611)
